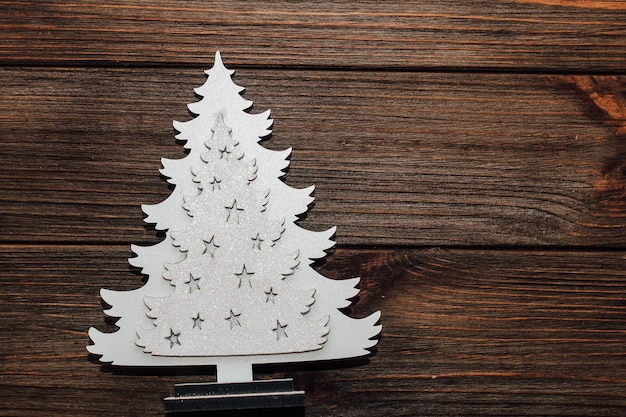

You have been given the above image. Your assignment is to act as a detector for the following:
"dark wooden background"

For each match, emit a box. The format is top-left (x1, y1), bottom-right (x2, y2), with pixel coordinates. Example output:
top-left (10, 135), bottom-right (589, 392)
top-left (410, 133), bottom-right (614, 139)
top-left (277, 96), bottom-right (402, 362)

top-left (1, 1), bottom-right (626, 416)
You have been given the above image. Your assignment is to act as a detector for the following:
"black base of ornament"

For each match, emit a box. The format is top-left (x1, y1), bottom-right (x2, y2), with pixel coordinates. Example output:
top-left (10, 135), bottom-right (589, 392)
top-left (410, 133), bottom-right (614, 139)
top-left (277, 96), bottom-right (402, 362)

top-left (164, 379), bottom-right (304, 413)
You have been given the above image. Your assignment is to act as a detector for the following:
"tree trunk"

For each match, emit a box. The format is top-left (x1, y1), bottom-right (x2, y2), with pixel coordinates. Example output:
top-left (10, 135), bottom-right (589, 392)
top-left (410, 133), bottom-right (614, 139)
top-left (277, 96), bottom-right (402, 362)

top-left (216, 360), bottom-right (253, 383)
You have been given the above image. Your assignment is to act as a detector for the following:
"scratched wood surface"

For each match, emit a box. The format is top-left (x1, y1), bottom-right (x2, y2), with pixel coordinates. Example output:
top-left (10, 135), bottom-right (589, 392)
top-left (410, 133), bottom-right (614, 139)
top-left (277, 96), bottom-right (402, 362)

top-left (1, 1), bottom-right (625, 416)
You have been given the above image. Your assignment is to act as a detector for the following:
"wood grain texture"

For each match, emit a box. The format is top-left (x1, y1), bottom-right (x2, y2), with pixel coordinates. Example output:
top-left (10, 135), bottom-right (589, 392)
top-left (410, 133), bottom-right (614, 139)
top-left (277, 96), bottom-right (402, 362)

top-left (1, 246), bottom-right (624, 416)
top-left (1, 68), bottom-right (625, 246)
top-left (2, 1), bottom-right (625, 415)
top-left (1, 0), bottom-right (625, 71)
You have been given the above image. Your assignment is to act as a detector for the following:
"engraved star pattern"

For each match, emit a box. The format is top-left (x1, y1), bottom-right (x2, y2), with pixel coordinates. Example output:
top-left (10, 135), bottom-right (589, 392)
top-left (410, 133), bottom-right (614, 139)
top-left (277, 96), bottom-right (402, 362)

top-left (202, 236), bottom-right (219, 258)
top-left (265, 288), bottom-right (278, 304)
top-left (165, 328), bottom-right (181, 348)
top-left (185, 273), bottom-right (201, 293)
top-left (192, 313), bottom-right (204, 330)
top-left (218, 145), bottom-right (232, 160)
top-left (234, 265), bottom-right (255, 288)
top-left (272, 320), bottom-right (288, 340)
top-left (225, 310), bottom-right (241, 329)
top-left (225, 200), bottom-right (244, 223)
top-left (251, 233), bottom-right (264, 250)
top-left (209, 176), bottom-right (221, 190)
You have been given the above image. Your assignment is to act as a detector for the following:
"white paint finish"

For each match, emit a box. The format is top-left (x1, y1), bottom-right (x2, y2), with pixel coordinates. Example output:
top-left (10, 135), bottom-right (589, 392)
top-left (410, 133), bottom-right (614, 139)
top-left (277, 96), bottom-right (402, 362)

top-left (87, 52), bottom-right (381, 382)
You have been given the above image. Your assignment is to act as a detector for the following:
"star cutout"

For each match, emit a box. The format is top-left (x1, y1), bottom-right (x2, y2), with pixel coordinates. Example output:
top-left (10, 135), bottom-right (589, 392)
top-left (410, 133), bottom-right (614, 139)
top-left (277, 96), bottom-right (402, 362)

top-left (225, 309), bottom-right (241, 329)
top-left (192, 313), bottom-right (204, 330)
top-left (185, 273), bottom-right (201, 293)
top-left (218, 146), bottom-right (232, 160)
top-left (251, 233), bottom-right (264, 250)
top-left (272, 320), bottom-right (288, 340)
top-left (202, 236), bottom-right (219, 258)
top-left (165, 328), bottom-right (181, 348)
top-left (209, 176), bottom-right (221, 191)
top-left (235, 265), bottom-right (254, 288)
top-left (265, 288), bottom-right (278, 304)
top-left (225, 200), bottom-right (244, 223)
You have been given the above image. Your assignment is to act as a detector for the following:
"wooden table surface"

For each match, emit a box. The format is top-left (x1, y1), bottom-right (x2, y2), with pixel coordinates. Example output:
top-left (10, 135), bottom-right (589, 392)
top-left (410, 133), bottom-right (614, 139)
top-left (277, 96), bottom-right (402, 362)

top-left (1, 1), bottom-right (625, 416)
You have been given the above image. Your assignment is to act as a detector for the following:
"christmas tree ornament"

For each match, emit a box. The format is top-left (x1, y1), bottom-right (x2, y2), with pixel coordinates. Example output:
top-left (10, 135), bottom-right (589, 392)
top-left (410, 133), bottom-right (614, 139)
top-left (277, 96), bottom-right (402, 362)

top-left (87, 51), bottom-right (381, 412)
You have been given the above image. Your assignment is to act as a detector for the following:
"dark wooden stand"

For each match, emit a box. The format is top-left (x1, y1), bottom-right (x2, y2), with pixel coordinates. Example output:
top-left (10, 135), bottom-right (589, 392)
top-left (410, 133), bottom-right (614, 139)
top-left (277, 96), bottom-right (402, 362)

top-left (164, 379), bottom-right (304, 413)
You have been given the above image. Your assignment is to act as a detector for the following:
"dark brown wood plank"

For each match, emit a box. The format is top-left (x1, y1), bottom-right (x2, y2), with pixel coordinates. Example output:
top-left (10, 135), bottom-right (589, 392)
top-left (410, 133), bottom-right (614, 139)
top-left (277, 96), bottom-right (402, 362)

top-left (1, 0), bottom-right (625, 71)
top-left (1, 245), bottom-right (624, 416)
top-left (1, 68), bottom-right (625, 246)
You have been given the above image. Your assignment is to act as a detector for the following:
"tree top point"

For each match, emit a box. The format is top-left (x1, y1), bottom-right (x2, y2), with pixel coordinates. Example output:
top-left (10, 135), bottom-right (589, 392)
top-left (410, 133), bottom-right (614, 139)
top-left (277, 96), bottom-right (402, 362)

top-left (206, 50), bottom-right (235, 77)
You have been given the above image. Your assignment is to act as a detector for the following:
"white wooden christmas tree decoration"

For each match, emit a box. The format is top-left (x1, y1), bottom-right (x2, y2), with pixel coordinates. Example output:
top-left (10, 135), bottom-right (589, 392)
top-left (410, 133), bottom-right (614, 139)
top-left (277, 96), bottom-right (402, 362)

top-left (88, 52), bottom-right (381, 394)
